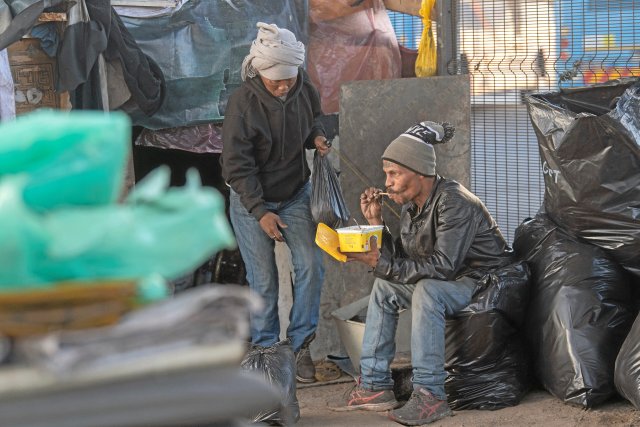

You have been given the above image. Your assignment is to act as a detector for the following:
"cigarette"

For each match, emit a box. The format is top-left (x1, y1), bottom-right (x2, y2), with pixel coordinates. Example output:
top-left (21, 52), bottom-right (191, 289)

top-left (376, 192), bottom-right (389, 196)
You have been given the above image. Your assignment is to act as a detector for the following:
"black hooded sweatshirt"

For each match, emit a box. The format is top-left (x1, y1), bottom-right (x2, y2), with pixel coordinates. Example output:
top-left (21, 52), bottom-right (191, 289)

top-left (221, 68), bottom-right (325, 221)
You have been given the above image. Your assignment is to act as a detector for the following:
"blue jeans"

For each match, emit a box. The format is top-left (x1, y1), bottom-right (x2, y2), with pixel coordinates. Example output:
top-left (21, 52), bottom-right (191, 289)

top-left (229, 181), bottom-right (324, 352)
top-left (360, 276), bottom-right (477, 399)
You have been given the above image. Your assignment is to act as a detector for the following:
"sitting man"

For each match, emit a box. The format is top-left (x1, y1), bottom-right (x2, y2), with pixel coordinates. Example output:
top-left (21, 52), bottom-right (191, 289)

top-left (332, 121), bottom-right (513, 425)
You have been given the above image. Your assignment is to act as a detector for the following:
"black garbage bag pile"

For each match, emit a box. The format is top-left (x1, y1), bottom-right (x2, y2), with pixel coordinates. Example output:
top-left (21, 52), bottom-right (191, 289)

top-left (240, 339), bottom-right (299, 425)
top-left (445, 261), bottom-right (531, 410)
top-left (615, 311), bottom-right (640, 410)
top-left (514, 214), bottom-right (634, 408)
top-left (526, 78), bottom-right (640, 279)
top-left (516, 78), bottom-right (640, 408)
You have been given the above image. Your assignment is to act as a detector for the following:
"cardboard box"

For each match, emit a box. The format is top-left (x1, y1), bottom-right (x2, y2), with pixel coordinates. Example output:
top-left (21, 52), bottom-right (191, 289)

top-left (7, 38), bottom-right (70, 115)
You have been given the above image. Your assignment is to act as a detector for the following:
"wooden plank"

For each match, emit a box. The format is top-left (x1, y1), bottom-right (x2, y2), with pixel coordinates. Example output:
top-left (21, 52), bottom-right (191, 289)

top-left (111, 0), bottom-right (177, 7)
top-left (37, 12), bottom-right (67, 22)
top-left (383, 0), bottom-right (421, 16)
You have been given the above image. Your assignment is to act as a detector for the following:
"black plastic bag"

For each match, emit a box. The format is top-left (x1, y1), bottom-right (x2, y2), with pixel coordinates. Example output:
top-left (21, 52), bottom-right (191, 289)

top-left (525, 78), bottom-right (640, 278)
top-left (615, 311), bottom-right (640, 410)
top-left (444, 261), bottom-right (531, 410)
top-left (240, 339), bottom-right (299, 425)
top-left (310, 151), bottom-right (350, 228)
top-left (513, 214), bottom-right (634, 408)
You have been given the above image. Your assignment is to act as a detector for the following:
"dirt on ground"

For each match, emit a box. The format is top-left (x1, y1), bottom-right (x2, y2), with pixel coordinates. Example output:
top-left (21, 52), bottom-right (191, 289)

top-left (296, 377), bottom-right (640, 427)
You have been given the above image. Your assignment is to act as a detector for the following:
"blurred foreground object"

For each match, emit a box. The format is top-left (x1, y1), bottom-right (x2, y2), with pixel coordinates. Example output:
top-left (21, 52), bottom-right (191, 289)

top-left (0, 285), bottom-right (281, 427)
top-left (0, 280), bottom-right (139, 338)
top-left (0, 110), bottom-right (235, 289)
top-left (0, 110), bottom-right (129, 212)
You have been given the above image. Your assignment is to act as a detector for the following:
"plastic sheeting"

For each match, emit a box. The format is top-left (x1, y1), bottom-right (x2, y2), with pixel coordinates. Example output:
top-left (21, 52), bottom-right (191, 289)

top-left (0, 0), bottom-right (64, 51)
top-left (615, 311), bottom-right (640, 410)
top-left (117, 0), bottom-right (307, 130)
top-left (307, 0), bottom-right (401, 114)
top-left (525, 78), bottom-right (640, 278)
top-left (445, 261), bottom-right (531, 410)
top-left (135, 122), bottom-right (223, 154)
top-left (513, 214), bottom-right (634, 408)
top-left (240, 338), bottom-right (299, 425)
top-left (0, 110), bottom-right (235, 288)
top-left (0, 110), bottom-right (129, 212)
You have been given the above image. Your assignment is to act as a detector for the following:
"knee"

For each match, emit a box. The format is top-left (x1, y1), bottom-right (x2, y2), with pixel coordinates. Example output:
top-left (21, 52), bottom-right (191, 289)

top-left (412, 280), bottom-right (441, 311)
top-left (371, 279), bottom-right (402, 312)
top-left (372, 279), bottom-right (395, 299)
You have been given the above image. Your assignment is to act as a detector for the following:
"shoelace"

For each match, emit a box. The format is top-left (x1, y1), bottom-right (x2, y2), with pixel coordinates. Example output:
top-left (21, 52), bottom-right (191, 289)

top-left (296, 345), bottom-right (310, 361)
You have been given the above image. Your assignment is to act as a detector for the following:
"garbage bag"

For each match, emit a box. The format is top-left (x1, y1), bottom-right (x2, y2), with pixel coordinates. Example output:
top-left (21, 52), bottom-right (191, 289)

top-left (513, 214), bottom-right (634, 408)
top-left (615, 311), bottom-right (640, 410)
top-left (240, 338), bottom-right (299, 425)
top-left (310, 151), bottom-right (350, 228)
top-left (525, 78), bottom-right (640, 278)
top-left (0, 110), bottom-right (129, 212)
top-left (445, 261), bottom-right (531, 410)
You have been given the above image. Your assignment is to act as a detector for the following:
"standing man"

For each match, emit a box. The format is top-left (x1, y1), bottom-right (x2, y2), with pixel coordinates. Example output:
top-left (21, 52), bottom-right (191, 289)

top-left (332, 121), bottom-right (513, 425)
top-left (221, 22), bottom-right (330, 383)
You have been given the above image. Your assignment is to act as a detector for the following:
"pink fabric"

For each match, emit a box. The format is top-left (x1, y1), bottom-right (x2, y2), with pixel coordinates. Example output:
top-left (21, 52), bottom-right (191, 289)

top-left (307, 0), bottom-right (401, 114)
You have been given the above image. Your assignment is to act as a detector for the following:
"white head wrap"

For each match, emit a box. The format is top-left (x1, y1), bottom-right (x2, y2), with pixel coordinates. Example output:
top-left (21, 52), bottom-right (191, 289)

top-left (241, 22), bottom-right (305, 81)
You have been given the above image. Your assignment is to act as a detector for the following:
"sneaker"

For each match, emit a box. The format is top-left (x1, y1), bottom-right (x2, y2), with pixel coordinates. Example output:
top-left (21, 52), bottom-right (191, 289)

top-left (329, 378), bottom-right (399, 412)
top-left (295, 334), bottom-right (316, 383)
top-left (388, 388), bottom-right (453, 426)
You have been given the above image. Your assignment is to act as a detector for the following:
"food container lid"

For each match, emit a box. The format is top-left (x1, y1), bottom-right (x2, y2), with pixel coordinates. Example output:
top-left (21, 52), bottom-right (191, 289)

top-left (336, 225), bottom-right (384, 234)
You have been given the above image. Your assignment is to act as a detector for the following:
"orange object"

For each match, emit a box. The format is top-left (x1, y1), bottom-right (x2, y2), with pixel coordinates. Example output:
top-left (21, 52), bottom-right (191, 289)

top-left (315, 223), bottom-right (347, 262)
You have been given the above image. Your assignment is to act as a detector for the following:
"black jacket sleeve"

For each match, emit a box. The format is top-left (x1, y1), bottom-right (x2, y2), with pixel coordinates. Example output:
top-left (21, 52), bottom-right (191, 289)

top-left (221, 108), bottom-right (269, 221)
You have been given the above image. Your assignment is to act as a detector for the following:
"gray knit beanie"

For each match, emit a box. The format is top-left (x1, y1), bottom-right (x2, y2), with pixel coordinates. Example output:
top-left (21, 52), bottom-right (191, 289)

top-left (382, 121), bottom-right (455, 176)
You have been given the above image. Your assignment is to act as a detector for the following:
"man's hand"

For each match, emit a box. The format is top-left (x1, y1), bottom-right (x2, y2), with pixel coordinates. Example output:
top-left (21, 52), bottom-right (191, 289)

top-left (259, 212), bottom-right (287, 242)
top-left (314, 135), bottom-right (332, 157)
top-left (360, 187), bottom-right (384, 225)
top-left (345, 237), bottom-right (380, 269)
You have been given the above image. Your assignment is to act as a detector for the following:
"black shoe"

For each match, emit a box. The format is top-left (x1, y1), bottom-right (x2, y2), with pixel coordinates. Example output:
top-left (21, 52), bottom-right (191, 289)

top-left (388, 387), bottom-right (453, 426)
top-left (295, 334), bottom-right (316, 383)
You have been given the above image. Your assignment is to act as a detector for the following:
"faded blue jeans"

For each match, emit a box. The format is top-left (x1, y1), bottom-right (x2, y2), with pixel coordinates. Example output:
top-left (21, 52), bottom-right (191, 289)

top-left (360, 276), bottom-right (477, 399)
top-left (229, 181), bottom-right (324, 352)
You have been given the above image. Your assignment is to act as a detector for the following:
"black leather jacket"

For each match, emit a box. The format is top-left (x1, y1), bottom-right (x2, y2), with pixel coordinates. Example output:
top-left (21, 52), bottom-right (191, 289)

top-left (374, 176), bottom-right (513, 284)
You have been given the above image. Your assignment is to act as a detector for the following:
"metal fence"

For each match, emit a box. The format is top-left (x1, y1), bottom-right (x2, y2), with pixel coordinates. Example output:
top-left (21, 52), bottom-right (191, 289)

top-left (390, 0), bottom-right (640, 242)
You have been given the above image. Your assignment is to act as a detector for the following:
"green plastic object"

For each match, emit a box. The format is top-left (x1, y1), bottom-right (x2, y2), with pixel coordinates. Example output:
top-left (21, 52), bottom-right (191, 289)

top-left (0, 109), bottom-right (130, 212)
top-left (0, 167), bottom-right (236, 289)
top-left (0, 111), bottom-right (236, 292)
top-left (136, 274), bottom-right (171, 303)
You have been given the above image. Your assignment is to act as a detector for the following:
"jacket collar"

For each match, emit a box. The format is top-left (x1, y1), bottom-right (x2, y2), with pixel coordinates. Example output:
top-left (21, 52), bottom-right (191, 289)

top-left (409, 175), bottom-right (442, 218)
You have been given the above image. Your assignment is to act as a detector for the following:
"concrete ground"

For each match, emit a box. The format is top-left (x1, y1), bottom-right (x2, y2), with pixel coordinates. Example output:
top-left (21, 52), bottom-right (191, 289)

top-left (296, 375), bottom-right (640, 427)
